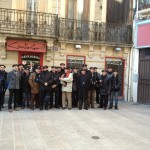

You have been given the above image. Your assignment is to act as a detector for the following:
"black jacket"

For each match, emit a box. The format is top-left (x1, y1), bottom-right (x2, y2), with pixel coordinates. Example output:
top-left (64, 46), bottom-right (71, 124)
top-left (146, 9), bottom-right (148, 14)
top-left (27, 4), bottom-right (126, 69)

top-left (21, 72), bottom-right (31, 92)
top-left (89, 72), bottom-right (99, 90)
top-left (38, 70), bottom-right (53, 91)
top-left (50, 71), bottom-right (60, 89)
top-left (100, 75), bottom-right (111, 95)
top-left (72, 72), bottom-right (79, 91)
top-left (0, 75), bottom-right (5, 94)
top-left (111, 75), bottom-right (121, 91)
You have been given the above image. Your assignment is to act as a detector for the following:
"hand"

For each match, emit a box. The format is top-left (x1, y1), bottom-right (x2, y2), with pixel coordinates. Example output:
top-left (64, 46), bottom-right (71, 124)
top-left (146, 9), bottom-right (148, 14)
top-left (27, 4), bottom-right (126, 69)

top-left (44, 82), bottom-right (48, 86)
top-left (59, 78), bottom-right (63, 80)
top-left (99, 80), bottom-right (102, 83)
top-left (52, 85), bottom-right (56, 88)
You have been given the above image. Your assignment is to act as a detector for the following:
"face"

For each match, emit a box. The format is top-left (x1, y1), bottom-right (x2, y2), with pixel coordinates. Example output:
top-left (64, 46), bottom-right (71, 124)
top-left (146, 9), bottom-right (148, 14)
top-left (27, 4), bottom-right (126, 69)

top-left (64, 69), bottom-right (69, 73)
top-left (0, 65), bottom-right (5, 71)
top-left (73, 69), bottom-right (78, 73)
top-left (13, 66), bottom-right (18, 71)
top-left (43, 68), bottom-right (48, 71)
top-left (108, 68), bottom-right (112, 72)
top-left (90, 69), bottom-right (94, 73)
top-left (61, 64), bottom-right (65, 69)
top-left (83, 66), bottom-right (87, 70)
top-left (51, 67), bottom-right (56, 72)
top-left (81, 71), bottom-right (86, 75)
top-left (24, 69), bottom-right (30, 74)
top-left (35, 69), bottom-right (41, 73)
top-left (57, 68), bottom-right (61, 72)
top-left (94, 69), bottom-right (97, 72)
top-left (102, 71), bottom-right (107, 76)
top-left (114, 71), bottom-right (118, 76)
top-left (19, 65), bottom-right (23, 70)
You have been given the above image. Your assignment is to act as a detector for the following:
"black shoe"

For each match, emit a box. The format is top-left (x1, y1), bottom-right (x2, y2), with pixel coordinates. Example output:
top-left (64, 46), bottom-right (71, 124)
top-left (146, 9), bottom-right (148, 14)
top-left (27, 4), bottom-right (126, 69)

top-left (104, 107), bottom-right (107, 110)
top-left (84, 108), bottom-right (88, 110)
top-left (91, 107), bottom-right (95, 109)
top-left (97, 105), bottom-right (103, 108)
top-left (115, 106), bottom-right (118, 110)
top-left (108, 107), bottom-right (112, 109)
top-left (62, 107), bottom-right (65, 110)
top-left (0, 109), bottom-right (2, 111)
top-left (40, 107), bottom-right (43, 110)
top-left (21, 106), bottom-right (25, 109)
top-left (79, 108), bottom-right (82, 110)
top-left (2, 106), bottom-right (4, 108)
top-left (68, 108), bottom-right (72, 110)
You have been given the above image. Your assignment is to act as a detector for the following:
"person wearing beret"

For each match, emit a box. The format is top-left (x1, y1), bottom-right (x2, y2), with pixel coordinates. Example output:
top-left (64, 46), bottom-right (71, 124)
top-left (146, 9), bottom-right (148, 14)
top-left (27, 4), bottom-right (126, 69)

top-left (38, 65), bottom-right (53, 110)
top-left (0, 64), bottom-right (7, 108)
top-left (59, 67), bottom-right (73, 110)
top-left (7, 64), bottom-right (21, 112)
top-left (78, 69), bottom-right (90, 110)
top-left (49, 66), bottom-right (61, 109)
top-left (29, 66), bottom-right (41, 110)
top-left (88, 67), bottom-right (99, 109)
top-left (72, 66), bottom-right (79, 108)
top-left (20, 67), bottom-right (31, 109)
top-left (98, 70), bottom-right (111, 110)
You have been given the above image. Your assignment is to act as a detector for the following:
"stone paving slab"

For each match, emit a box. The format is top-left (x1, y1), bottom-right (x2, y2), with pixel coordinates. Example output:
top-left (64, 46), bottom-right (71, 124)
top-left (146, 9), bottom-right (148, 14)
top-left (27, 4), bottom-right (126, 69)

top-left (0, 102), bottom-right (150, 150)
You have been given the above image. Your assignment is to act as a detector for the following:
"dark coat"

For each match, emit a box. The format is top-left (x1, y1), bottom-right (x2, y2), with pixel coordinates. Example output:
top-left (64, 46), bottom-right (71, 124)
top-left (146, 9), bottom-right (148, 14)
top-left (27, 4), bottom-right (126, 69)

top-left (7, 70), bottom-right (21, 89)
top-left (100, 75), bottom-right (111, 95)
top-left (111, 75), bottom-right (121, 91)
top-left (89, 72), bottom-right (99, 90)
top-left (72, 72), bottom-right (79, 91)
top-left (38, 70), bottom-right (53, 91)
top-left (50, 71), bottom-right (60, 89)
top-left (78, 73), bottom-right (90, 98)
top-left (29, 72), bottom-right (40, 94)
top-left (0, 75), bottom-right (5, 94)
top-left (21, 72), bottom-right (31, 92)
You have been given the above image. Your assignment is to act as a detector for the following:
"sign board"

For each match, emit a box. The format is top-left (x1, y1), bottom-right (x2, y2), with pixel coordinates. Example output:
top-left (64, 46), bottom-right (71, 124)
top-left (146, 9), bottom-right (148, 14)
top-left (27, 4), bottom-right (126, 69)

top-left (135, 20), bottom-right (150, 48)
top-left (7, 39), bottom-right (46, 53)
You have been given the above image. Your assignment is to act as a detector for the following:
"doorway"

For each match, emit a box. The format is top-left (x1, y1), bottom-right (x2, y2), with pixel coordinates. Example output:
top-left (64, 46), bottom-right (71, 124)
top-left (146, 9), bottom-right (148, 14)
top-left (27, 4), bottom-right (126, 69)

top-left (18, 52), bottom-right (43, 71)
top-left (105, 57), bottom-right (125, 96)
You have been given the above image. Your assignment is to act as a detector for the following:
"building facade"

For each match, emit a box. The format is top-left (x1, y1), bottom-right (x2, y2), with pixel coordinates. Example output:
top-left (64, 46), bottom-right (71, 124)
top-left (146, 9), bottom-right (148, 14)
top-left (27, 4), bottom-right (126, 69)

top-left (131, 0), bottom-right (150, 104)
top-left (0, 0), bottom-right (132, 100)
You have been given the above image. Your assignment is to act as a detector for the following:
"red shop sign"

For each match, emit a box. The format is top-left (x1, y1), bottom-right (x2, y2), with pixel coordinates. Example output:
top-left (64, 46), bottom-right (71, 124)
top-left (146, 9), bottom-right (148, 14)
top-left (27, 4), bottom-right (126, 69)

top-left (7, 40), bottom-right (46, 53)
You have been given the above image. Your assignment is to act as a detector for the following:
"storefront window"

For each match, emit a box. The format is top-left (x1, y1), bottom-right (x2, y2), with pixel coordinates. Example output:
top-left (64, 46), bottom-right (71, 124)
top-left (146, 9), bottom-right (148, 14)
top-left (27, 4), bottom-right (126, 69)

top-left (67, 55), bottom-right (85, 69)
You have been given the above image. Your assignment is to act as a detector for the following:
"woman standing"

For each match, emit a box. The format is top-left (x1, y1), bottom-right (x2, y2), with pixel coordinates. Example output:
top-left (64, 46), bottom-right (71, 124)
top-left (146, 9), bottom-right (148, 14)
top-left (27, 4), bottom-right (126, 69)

top-left (109, 70), bottom-right (121, 110)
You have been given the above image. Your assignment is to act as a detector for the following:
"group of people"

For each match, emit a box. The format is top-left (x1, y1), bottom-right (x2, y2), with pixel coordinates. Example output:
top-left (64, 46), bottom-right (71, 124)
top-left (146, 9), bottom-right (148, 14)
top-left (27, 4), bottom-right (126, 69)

top-left (0, 63), bottom-right (121, 112)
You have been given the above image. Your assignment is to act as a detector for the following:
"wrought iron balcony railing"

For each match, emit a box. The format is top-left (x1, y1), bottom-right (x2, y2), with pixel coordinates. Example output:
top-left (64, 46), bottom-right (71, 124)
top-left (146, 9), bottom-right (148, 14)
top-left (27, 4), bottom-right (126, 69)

top-left (0, 8), bottom-right (132, 44)
top-left (59, 18), bottom-right (132, 44)
top-left (0, 8), bottom-right (58, 37)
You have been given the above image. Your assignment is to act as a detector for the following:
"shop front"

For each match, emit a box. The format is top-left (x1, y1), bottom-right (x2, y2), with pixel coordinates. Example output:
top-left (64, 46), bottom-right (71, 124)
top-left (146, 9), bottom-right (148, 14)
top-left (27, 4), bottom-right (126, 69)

top-left (6, 39), bottom-right (46, 68)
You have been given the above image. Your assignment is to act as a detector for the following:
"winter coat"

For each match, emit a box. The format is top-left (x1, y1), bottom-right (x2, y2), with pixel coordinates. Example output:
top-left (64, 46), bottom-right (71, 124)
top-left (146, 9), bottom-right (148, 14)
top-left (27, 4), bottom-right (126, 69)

top-left (89, 72), bottom-right (99, 90)
top-left (111, 75), bottom-right (121, 91)
top-left (7, 70), bottom-right (21, 89)
top-left (0, 75), bottom-right (5, 94)
top-left (61, 73), bottom-right (73, 92)
top-left (72, 72), bottom-right (79, 92)
top-left (50, 71), bottom-right (61, 89)
top-left (77, 73), bottom-right (90, 97)
top-left (100, 75), bottom-right (111, 95)
top-left (29, 72), bottom-right (40, 94)
top-left (21, 72), bottom-right (31, 92)
top-left (38, 70), bottom-right (53, 92)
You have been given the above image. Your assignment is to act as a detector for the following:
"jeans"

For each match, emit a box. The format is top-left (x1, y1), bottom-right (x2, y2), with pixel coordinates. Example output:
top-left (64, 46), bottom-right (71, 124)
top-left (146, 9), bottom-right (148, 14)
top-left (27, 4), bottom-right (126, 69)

top-left (110, 91), bottom-right (119, 107)
top-left (100, 95), bottom-right (108, 108)
top-left (8, 89), bottom-right (19, 109)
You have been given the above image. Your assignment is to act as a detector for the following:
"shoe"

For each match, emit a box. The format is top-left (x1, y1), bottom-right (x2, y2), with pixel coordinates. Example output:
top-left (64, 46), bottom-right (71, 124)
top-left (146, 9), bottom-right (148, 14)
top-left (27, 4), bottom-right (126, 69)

top-left (21, 107), bottom-right (25, 109)
top-left (115, 106), bottom-right (118, 110)
top-left (0, 109), bottom-right (2, 111)
top-left (62, 107), bottom-right (66, 110)
top-left (2, 106), bottom-right (4, 108)
top-left (97, 105), bottom-right (103, 108)
top-left (14, 107), bottom-right (19, 111)
top-left (84, 108), bottom-right (88, 110)
top-left (40, 107), bottom-right (43, 110)
top-left (79, 108), bottom-right (82, 110)
top-left (108, 107), bottom-right (112, 109)
top-left (45, 107), bottom-right (49, 111)
top-left (68, 108), bottom-right (72, 110)
top-left (8, 109), bottom-right (13, 112)
top-left (91, 107), bottom-right (95, 109)
top-left (104, 107), bottom-right (107, 110)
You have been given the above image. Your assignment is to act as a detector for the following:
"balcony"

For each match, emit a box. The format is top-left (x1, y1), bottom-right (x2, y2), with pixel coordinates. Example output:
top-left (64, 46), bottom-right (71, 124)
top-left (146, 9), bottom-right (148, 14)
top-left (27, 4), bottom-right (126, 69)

top-left (0, 8), bottom-right (58, 37)
top-left (139, 0), bottom-right (150, 11)
top-left (0, 8), bottom-right (132, 45)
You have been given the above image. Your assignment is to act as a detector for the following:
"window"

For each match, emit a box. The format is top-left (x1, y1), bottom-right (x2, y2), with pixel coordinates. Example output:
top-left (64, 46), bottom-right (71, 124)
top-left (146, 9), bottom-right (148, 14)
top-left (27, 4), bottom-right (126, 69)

top-left (66, 55), bottom-right (85, 69)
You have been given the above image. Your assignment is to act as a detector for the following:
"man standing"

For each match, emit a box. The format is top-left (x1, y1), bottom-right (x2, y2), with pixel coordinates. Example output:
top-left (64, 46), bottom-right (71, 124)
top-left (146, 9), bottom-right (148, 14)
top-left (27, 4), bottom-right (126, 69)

top-left (21, 67), bottom-right (31, 109)
top-left (94, 67), bottom-right (100, 104)
top-left (88, 67), bottom-right (99, 109)
top-left (78, 69), bottom-right (90, 110)
top-left (38, 66), bottom-right (53, 110)
top-left (59, 67), bottom-right (73, 110)
top-left (7, 64), bottom-right (21, 112)
top-left (0, 64), bottom-right (7, 108)
top-left (50, 66), bottom-right (60, 109)
top-left (72, 66), bottom-right (79, 108)
top-left (29, 66), bottom-right (41, 110)
top-left (0, 71), bottom-right (5, 111)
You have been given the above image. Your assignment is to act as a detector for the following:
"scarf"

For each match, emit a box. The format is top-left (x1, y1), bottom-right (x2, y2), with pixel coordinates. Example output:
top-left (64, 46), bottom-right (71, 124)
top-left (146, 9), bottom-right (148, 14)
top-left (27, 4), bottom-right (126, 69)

top-left (64, 71), bottom-right (70, 78)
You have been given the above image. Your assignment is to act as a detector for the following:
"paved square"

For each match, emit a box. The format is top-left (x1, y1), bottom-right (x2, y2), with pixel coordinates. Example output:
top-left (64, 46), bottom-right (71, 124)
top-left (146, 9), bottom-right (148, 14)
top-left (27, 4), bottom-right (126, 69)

top-left (0, 102), bottom-right (150, 150)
